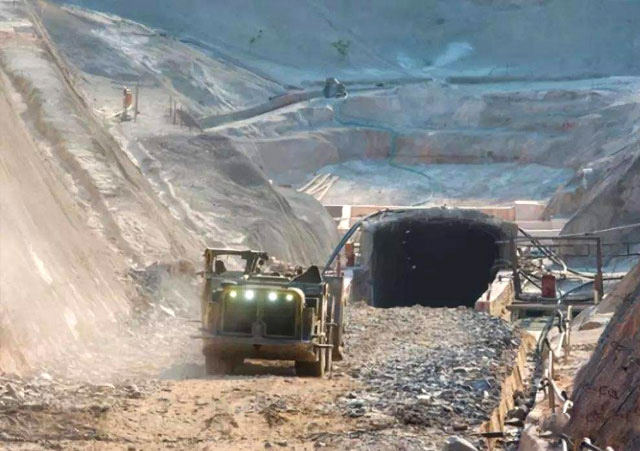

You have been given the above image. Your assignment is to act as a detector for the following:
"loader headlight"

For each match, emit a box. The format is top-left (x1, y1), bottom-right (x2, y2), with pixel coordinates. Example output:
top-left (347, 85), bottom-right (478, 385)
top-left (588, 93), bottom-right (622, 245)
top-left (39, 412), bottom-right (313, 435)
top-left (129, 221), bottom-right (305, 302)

top-left (228, 290), bottom-right (237, 299)
top-left (244, 289), bottom-right (255, 301)
top-left (268, 291), bottom-right (278, 302)
top-left (285, 293), bottom-right (294, 302)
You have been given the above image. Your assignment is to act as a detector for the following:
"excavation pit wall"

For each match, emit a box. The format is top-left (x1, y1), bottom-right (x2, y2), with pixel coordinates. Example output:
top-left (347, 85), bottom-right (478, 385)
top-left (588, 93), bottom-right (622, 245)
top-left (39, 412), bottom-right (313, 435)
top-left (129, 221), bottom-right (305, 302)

top-left (351, 208), bottom-right (517, 309)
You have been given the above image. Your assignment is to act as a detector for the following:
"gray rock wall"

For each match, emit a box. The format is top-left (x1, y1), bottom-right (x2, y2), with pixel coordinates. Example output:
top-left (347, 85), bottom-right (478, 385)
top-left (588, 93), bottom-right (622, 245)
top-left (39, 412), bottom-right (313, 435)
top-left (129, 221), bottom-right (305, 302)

top-left (53, 0), bottom-right (640, 83)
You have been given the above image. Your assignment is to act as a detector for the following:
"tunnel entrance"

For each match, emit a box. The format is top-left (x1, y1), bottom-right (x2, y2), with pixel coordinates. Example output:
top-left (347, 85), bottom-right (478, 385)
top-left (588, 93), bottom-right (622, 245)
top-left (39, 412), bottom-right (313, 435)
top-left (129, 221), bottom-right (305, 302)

top-left (369, 217), bottom-right (504, 308)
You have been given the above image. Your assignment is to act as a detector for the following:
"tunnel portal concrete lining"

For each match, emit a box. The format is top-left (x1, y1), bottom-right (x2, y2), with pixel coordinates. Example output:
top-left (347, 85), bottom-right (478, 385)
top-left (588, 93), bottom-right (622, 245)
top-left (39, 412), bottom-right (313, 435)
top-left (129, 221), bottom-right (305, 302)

top-left (353, 208), bottom-right (517, 308)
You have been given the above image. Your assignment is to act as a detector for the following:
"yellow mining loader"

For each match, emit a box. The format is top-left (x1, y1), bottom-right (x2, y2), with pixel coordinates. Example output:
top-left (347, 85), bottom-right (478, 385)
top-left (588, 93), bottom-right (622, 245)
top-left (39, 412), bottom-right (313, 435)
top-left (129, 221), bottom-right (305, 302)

top-left (198, 249), bottom-right (344, 377)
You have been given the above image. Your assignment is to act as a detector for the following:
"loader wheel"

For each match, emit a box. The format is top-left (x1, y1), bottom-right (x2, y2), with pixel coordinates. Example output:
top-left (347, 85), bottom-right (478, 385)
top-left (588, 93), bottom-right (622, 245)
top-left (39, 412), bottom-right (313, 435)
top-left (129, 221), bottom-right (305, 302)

top-left (329, 318), bottom-right (343, 362)
top-left (295, 348), bottom-right (325, 378)
top-left (328, 294), bottom-right (344, 361)
top-left (205, 353), bottom-right (237, 375)
top-left (331, 343), bottom-right (344, 361)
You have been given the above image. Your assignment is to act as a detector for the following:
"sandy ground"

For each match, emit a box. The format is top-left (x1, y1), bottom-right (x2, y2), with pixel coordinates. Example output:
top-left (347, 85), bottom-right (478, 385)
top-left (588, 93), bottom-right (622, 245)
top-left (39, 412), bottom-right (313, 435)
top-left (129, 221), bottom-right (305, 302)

top-left (0, 303), bottom-right (522, 450)
top-left (1, 372), bottom-right (356, 451)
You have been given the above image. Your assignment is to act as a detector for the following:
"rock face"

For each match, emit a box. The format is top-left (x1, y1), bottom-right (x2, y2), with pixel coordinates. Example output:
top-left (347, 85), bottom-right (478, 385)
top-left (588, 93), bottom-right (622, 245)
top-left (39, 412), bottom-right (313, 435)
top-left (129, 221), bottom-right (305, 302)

top-left (555, 146), bottom-right (640, 242)
top-left (0, 72), bottom-right (131, 372)
top-left (22, 3), bottom-right (340, 266)
top-left (137, 134), bottom-right (339, 265)
top-left (48, 0), bottom-right (640, 83)
top-left (443, 436), bottom-right (478, 451)
top-left (0, 2), bottom-right (339, 377)
top-left (35, 1), bottom-right (640, 235)
top-left (566, 262), bottom-right (640, 450)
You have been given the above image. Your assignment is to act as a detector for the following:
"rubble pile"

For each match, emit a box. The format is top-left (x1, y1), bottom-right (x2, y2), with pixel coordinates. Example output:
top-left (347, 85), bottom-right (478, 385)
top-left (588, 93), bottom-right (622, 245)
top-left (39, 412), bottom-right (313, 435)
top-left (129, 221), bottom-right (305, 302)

top-left (334, 302), bottom-right (521, 448)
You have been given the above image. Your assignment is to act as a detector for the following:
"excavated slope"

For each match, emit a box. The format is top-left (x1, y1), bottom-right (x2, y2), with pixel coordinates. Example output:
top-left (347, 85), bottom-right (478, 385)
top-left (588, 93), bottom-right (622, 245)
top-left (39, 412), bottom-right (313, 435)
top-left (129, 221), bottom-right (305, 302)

top-left (566, 262), bottom-right (640, 450)
top-left (34, 2), bottom-right (640, 225)
top-left (0, 1), bottom-right (339, 375)
top-left (52, 0), bottom-right (640, 82)
top-left (556, 146), bottom-right (640, 241)
top-left (0, 74), bottom-right (131, 372)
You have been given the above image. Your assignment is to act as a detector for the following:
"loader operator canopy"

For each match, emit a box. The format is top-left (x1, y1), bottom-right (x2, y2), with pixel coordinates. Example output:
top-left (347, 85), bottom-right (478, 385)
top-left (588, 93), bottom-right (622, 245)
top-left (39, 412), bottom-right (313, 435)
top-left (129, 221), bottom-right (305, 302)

top-left (205, 248), bottom-right (269, 275)
top-left (361, 209), bottom-right (513, 309)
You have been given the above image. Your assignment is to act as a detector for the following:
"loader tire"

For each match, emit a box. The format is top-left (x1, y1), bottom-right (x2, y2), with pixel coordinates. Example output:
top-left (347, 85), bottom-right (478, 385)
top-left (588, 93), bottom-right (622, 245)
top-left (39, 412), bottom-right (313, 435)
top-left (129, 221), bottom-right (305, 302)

top-left (295, 348), bottom-right (325, 378)
top-left (205, 353), bottom-right (237, 375)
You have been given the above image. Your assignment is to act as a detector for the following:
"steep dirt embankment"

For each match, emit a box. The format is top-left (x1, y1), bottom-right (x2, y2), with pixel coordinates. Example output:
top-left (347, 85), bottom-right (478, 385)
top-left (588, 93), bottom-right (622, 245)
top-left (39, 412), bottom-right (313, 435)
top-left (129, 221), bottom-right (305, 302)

top-left (565, 262), bottom-right (640, 449)
top-left (0, 1), bottom-right (340, 375)
top-left (137, 134), bottom-right (339, 265)
top-left (0, 74), bottom-right (131, 373)
top-left (29, 1), bottom-right (339, 265)
top-left (553, 144), bottom-right (640, 241)
top-left (0, 30), bottom-right (199, 265)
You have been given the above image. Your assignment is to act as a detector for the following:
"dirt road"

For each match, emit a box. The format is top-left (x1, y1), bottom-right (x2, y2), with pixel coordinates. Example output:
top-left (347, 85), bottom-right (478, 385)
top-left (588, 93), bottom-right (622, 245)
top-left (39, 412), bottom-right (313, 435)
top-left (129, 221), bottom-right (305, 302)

top-left (0, 303), bottom-right (520, 450)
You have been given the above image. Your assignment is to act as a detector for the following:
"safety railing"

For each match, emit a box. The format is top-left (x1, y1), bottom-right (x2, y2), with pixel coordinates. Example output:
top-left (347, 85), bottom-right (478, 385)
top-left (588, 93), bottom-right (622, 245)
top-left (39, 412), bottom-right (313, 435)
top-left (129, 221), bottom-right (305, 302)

top-left (496, 234), bottom-right (606, 299)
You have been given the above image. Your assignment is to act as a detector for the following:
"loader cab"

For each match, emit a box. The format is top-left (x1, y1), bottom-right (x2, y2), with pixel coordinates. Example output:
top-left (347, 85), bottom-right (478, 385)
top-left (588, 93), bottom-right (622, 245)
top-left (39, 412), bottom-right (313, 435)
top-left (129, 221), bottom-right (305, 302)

top-left (205, 248), bottom-right (268, 276)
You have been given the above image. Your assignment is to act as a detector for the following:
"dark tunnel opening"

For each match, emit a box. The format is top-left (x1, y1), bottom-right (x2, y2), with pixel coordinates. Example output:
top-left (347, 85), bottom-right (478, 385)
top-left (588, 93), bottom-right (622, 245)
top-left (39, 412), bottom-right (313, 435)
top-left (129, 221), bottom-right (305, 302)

top-left (370, 218), bottom-right (503, 308)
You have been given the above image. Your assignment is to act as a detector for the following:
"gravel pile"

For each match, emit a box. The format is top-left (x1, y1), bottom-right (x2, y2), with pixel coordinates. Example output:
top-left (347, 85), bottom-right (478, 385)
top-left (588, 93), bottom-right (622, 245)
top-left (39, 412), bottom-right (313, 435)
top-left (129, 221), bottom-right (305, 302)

top-left (333, 302), bottom-right (521, 449)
